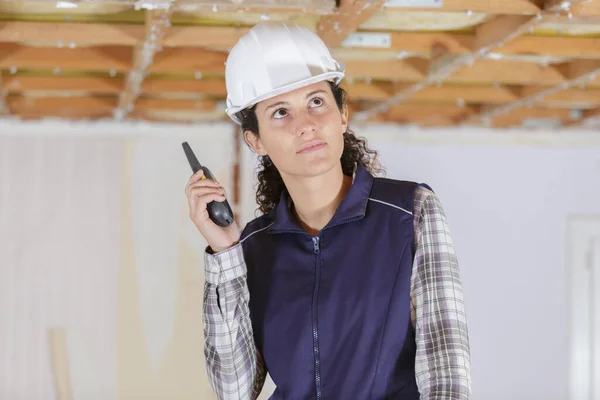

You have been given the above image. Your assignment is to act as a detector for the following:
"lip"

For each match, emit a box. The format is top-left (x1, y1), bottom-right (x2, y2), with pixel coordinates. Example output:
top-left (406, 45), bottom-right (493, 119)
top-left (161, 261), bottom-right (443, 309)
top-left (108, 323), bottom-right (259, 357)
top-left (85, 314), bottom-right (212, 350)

top-left (297, 140), bottom-right (326, 154)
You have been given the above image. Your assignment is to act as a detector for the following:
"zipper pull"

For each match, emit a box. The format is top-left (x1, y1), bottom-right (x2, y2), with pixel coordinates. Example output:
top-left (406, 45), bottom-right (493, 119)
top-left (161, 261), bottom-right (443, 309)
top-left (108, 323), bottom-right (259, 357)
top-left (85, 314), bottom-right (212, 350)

top-left (313, 236), bottom-right (320, 253)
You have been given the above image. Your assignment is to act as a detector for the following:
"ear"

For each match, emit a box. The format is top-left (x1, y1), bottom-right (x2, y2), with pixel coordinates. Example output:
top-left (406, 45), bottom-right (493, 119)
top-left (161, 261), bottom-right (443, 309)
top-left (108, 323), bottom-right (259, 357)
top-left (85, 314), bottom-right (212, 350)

top-left (244, 130), bottom-right (268, 156)
top-left (341, 104), bottom-right (349, 133)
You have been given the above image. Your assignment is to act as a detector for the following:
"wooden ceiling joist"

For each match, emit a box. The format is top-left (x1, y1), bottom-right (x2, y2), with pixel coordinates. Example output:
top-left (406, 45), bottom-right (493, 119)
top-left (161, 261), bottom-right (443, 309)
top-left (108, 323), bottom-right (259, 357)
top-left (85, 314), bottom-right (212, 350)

top-left (115, 6), bottom-right (176, 120)
top-left (4, 22), bottom-right (600, 59)
top-left (352, 9), bottom-right (550, 122)
top-left (317, 0), bottom-right (387, 47)
top-left (1, 0), bottom-right (600, 128)
top-left (352, 0), bottom-right (600, 123)
top-left (2, 75), bottom-right (124, 94)
top-left (382, 0), bottom-right (544, 14)
top-left (467, 59), bottom-right (600, 125)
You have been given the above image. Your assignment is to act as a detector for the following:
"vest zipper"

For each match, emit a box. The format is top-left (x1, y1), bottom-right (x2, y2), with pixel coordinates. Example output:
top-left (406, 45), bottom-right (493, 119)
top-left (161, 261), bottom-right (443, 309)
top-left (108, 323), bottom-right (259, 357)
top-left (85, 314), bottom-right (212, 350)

top-left (311, 236), bottom-right (323, 400)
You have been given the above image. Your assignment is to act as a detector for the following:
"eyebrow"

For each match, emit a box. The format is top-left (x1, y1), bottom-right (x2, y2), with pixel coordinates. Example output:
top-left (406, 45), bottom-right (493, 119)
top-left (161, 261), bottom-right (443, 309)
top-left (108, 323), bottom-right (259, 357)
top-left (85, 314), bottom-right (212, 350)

top-left (264, 90), bottom-right (328, 114)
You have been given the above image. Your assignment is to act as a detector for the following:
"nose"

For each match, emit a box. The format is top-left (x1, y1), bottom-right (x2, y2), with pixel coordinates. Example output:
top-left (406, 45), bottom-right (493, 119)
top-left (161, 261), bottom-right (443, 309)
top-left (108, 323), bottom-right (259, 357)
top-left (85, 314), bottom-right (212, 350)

top-left (293, 113), bottom-right (317, 137)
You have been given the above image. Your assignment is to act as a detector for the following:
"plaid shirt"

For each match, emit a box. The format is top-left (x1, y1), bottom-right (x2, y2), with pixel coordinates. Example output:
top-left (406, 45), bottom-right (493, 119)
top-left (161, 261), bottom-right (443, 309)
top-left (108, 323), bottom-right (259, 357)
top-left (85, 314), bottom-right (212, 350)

top-left (203, 185), bottom-right (471, 399)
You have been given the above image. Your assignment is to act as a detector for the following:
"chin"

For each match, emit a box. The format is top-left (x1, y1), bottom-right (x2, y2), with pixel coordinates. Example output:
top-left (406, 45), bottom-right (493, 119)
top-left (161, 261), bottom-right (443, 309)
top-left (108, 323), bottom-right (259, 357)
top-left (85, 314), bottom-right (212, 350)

top-left (296, 154), bottom-right (340, 177)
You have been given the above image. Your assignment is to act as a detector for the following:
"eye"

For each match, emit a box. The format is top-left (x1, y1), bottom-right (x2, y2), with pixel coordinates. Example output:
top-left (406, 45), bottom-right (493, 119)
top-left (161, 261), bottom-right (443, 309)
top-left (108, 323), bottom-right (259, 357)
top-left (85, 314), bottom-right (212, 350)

top-left (310, 97), bottom-right (324, 107)
top-left (273, 108), bottom-right (288, 119)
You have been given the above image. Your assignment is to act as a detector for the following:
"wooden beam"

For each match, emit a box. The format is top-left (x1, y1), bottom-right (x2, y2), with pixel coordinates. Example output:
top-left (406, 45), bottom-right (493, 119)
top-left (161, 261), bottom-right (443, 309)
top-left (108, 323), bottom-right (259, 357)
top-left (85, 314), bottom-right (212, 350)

top-left (162, 25), bottom-right (248, 48)
top-left (0, 45), bottom-right (133, 72)
top-left (6, 0), bottom-right (336, 14)
top-left (446, 59), bottom-right (568, 86)
top-left (343, 58), bottom-right (428, 81)
top-left (135, 97), bottom-right (217, 111)
top-left (317, 0), bottom-right (387, 47)
top-left (352, 11), bottom-right (548, 122)
top-left (383, 0), bottom-right (543, 14)
top-left (380, 103), bottom-right (476, 126)
top-left (496, 36), bottom-right (600, 58)
top-left (115, 6), bottom-right (177, 120)
top-left (471, 59), bottom-right (600, 124)
top-left (0, 22), bottom-right (144, 46)
top-left (570, 0), bottom-right (600, 16)
top-left (2, 22), bottom-right (600, 58)
top-left (521, 86), bottom-right (600, 108)
top-left (3, 75), bottom-right (124, 94)
top-left (142, 78), bottom-right (227, 97)
top-left (545, 0), bottom-right (594, 11)
top-left (149, 48), bottom-right (228, 74)
top-left (7, 95), bottom-right (117, 120)
top-left (344, 81), bottom-right (521, 103)
top-left (488, 107), bottom-right (574, 127)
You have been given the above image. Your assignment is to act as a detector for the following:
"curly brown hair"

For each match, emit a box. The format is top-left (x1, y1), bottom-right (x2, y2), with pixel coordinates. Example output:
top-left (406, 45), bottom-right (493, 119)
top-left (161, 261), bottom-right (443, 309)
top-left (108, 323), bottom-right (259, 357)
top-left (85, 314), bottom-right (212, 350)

top-left (238, 81), bottom-right (385, 216)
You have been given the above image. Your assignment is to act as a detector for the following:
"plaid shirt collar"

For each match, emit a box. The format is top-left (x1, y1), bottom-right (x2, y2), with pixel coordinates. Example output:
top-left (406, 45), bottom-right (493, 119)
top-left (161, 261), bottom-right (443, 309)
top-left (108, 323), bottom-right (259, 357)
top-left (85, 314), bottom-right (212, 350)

top-left (268, 161), bottom-right (374, 234)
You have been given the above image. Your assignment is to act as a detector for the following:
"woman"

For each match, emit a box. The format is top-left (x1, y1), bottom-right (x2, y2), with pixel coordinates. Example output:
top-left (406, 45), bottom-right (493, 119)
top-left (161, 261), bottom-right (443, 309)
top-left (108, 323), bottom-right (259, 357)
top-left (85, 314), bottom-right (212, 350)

top-left (185, 22), bottom-right (471, 399)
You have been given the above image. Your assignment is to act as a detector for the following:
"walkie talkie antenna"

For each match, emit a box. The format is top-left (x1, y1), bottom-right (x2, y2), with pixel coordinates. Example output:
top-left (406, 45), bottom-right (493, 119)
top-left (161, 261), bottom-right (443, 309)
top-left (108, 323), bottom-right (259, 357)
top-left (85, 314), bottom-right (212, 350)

top-left (182, 142), bottom-right (202, 174)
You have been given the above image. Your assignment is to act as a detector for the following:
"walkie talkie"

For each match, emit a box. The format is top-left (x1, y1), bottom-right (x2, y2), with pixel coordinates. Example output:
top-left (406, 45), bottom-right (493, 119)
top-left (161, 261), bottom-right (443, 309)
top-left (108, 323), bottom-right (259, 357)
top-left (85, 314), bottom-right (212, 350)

top-left (182, 142), bottom-right (234, 227)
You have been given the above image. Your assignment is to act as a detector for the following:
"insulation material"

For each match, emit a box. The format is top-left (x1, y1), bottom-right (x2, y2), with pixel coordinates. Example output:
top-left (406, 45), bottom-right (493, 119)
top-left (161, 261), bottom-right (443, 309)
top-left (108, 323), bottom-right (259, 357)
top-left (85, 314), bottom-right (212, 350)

top-left (177, 11), bottom-right (319, 29)
top-left (359, 10), bottom-right (489, 31)
top-left (0, 1), bottom-right (130, 14)
top-left (535, 21), bottom-right (600, 36)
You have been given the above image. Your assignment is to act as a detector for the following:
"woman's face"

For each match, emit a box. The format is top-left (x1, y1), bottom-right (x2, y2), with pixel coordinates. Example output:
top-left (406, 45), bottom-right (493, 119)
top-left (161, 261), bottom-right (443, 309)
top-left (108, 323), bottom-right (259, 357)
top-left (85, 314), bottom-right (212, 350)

top-left (244, 81), bottom-right (348, 179)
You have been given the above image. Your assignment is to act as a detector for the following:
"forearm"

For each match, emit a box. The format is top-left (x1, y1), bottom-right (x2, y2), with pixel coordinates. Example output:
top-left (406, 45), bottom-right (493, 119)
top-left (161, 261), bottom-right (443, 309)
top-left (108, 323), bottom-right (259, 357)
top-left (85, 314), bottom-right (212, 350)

top-left (203, 243), bottom-right (266, 400)
top-left (412, 188), bottom-right (471, 399)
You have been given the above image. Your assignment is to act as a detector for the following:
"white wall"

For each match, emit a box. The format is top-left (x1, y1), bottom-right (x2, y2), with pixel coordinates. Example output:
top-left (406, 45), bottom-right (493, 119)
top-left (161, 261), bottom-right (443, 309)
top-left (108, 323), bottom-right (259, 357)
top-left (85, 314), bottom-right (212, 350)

top-left (357, 125), bottom-right (600, 399)
top-left (2, 118), bottom-right (600, 399)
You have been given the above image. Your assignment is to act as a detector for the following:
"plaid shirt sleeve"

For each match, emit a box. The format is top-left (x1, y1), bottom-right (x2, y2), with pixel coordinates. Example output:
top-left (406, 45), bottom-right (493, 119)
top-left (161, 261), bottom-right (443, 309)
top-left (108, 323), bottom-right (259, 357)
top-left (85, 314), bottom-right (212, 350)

top-left (203, 243), bottom-right (267, 400)
top-left (411, 186), bottom-right (472, 399)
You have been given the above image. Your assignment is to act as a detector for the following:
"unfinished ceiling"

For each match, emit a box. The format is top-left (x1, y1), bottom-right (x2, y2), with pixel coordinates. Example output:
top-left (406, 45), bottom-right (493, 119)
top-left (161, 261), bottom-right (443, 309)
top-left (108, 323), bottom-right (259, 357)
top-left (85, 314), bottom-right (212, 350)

top-left (0, 0), bottom-right (599, 129)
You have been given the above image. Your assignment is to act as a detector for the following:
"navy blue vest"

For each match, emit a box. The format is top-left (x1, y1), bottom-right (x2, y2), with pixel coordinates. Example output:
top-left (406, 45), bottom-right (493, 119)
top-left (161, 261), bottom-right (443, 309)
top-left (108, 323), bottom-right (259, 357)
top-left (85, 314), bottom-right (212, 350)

top-left (241, 162), bottom-right (423, 399)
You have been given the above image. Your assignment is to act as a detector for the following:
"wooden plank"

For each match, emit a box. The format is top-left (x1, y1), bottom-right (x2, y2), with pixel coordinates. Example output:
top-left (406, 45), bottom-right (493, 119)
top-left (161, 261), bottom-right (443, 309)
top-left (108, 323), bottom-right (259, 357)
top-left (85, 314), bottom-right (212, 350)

top-left (149, 48), bottom-right (228, 74)
top-left (446, 59), bottom-right (567, 86)
top-left (135, 97), bottom-right (217, 111)
top-left (15, 109), bottom-right (114, 120)
top-left (354, 12), bottom-right (545, 121)
top-left (412, 85), bottom-right (521, 104)
top-left (571, 0), bottom-right (600, 16)
top-left (0, 54), bottom-right (575, 88)
top-left (7, 95), bottom-right (118, 112)
top-left (0, 45), bottom-right (133, 72)
top-left (3, 76), bottom-right (124, 93)
top-left (383, 0), bottom-right (543, 14)
top-left (1, 22), bottom-right (600, 59)
top-left (521, 86), bottom-right (600, 108)
top-left (490, 107), bottom-right (573, 127)
top-left (0, 22), bottom-right (144, 46)
top-left (344, 81), bottom-right (520, 103)
top-left (545, 0), bottom-right (594, 11)
top-left (342, 82), bottom-right (394, 101)
top-left (343, 58), bottom-right (427, 81)
top-left (497, 36), bottom-right (600, 58)
top-left (382, 103), bottom-right (475, 126)
top-left (473, 59), bottom-right (600, 123)
top-left (317, 0), bottom-right (387, 47)
top-left (142, 78), bottom-right (227, 96)
top-left (163, 25), bottom-right (248, 48)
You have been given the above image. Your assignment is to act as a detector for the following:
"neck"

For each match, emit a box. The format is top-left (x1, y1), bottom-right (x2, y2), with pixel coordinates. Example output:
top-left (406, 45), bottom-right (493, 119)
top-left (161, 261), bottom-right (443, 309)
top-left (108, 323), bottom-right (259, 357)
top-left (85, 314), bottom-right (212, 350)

top-left (282, 164), bottom-right (353, 236)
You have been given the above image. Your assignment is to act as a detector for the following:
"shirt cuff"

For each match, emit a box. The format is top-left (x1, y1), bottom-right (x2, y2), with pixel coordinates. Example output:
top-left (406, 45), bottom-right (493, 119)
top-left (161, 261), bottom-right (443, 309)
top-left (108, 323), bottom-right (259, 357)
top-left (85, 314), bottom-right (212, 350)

top-left (203, 242), bottom-right (247, 286)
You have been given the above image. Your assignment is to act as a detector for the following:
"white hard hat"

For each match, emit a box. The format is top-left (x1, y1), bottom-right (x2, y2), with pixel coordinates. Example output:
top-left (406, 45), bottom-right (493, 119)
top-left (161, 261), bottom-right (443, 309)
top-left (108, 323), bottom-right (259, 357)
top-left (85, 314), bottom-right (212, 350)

top-left (224, 21), bottom-right (345, 125)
